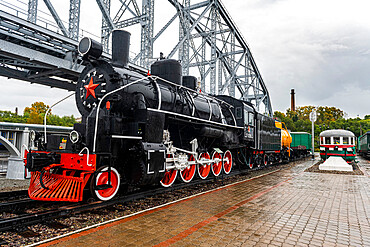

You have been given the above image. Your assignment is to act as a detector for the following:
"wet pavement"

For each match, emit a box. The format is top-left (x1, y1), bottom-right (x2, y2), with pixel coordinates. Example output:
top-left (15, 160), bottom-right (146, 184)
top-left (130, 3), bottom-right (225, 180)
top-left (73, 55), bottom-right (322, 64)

top-left (39, 157), bottom-right (370, 247)
top-left (358, 157), bottom-right (370, 177)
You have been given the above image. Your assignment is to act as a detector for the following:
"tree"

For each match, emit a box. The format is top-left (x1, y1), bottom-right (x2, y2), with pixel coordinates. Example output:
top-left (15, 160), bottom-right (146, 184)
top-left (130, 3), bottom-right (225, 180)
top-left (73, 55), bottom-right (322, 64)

top-left (274, 111), bottom-right (285, 120)
top-left (24, 102), bottom-right (50, 124)
top-left (287, 106), bottom-right (315, 121)
top-left (315, 106), bottom-right (344, 124)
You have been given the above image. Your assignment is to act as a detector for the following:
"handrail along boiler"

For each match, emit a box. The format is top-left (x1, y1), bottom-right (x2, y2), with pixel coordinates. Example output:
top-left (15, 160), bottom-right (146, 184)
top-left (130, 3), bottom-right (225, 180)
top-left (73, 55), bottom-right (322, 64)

top-left (24, 30), bottom-right (296, 202)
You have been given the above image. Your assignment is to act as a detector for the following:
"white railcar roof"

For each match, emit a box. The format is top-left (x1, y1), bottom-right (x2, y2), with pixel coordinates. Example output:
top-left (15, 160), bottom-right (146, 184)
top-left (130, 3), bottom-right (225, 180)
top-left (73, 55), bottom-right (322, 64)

top-left (319, 129), bottom-right (355, 137)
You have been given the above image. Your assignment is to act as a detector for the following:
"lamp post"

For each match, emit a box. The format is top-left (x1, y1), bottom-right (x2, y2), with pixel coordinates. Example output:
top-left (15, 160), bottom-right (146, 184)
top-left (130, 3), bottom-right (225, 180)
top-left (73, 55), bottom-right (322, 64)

top-left (309, 110), bottom-right (317, 160)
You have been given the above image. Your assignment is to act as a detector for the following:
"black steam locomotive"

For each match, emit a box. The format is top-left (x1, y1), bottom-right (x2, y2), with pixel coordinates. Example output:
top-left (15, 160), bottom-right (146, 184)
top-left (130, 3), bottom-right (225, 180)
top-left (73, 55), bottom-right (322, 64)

top-left (25, 30), bottom-right (285, 202)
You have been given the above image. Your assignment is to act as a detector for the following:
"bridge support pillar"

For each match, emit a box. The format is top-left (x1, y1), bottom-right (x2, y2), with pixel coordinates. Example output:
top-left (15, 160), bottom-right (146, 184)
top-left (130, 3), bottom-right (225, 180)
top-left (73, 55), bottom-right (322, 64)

top-left (6, 128), bottom-right (30, 179)
top-left (6, 156), bottom-right (29, 179)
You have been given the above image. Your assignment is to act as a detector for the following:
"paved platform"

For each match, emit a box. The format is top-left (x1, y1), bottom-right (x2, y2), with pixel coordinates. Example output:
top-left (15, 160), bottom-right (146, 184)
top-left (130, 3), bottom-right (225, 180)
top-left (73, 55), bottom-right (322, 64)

top-left (39, 158), bottom-right (370, 247)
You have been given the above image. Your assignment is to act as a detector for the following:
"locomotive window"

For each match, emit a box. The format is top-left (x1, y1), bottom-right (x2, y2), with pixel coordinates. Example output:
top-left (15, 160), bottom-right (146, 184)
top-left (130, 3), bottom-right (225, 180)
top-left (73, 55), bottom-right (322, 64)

top-left (244, 110), bottom-right (249, 125)
top-left (248, 112), bottom-right (254, 126)
top-left (320, 136), bottom-right (323, 144)
top-left (343, 137), bottom-right (349, 144)
top-left (325, 137), bottom-right (331, 145)
top-left (333, 137), bottom-right (340, 145)
top-left (236, 107), bottom-right (242, 119)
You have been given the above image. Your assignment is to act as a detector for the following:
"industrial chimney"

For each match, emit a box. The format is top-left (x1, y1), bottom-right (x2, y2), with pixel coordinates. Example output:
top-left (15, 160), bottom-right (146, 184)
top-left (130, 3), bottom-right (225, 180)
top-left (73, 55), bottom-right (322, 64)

top-left (291, 89), bottom-right (295, 112)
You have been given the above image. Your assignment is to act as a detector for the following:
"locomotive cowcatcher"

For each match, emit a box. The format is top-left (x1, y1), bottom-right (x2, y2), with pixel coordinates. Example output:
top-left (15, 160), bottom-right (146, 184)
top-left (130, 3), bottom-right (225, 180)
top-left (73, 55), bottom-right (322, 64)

top-left (24, 30), bottom-right (288, 202)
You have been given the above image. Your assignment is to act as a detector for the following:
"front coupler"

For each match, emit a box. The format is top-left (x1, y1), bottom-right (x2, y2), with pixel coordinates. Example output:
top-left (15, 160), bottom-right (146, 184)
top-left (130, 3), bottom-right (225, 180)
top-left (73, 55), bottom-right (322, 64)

top-left (26, 152), bottom-right (61, 172)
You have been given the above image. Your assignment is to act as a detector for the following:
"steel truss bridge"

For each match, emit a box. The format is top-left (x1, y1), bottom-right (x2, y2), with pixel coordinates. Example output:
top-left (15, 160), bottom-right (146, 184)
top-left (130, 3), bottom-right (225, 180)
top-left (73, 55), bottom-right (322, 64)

top-left (0, 0), bottom-right (272, 115)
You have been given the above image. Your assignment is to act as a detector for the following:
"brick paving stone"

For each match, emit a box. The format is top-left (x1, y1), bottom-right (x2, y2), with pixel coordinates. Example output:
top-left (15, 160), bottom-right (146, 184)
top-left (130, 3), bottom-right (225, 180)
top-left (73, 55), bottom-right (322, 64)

top-left (273, 237), bottom-right (285, 243)
top-left (281, 243), bottom-right (295, 247)
top-left (364, 241), bottom-right (370, 247)
top-left (285, 236), bottom-right (298, 243)
top-left (283, 241), bottom-right (296, 247)
top-left (295, 243), bottom-right (309, 247)
top-left (254, 243), bottom-right (268, 247)
top-left (312, 235), bottom-right (325, 242)
top-left (336, 244), bottom-right (350, 247)
top-left (349, 239), bottom-right (363, 246)
top-left (269, 240), bottom-right (283, 246)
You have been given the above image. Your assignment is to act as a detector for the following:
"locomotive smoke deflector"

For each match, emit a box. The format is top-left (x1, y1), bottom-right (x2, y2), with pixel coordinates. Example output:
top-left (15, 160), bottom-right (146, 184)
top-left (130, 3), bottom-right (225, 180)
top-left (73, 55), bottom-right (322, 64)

top-left (112, 29), bottom-right (131, 68)
top-left (78, 37), bottom-right (103, 60)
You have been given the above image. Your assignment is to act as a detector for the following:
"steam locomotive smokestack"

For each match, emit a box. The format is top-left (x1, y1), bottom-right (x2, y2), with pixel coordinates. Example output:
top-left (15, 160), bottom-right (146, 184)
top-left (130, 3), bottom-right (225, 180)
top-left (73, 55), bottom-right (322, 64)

top-left (112, 29), bottom-right (130, 68)
top-left (291, 89), bottom-right (295, 112)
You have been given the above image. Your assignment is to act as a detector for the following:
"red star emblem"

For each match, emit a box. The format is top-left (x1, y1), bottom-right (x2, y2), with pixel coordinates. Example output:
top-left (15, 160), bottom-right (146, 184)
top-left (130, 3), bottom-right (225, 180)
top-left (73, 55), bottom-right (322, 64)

top-left (84, 77), bottom-right (99, 99)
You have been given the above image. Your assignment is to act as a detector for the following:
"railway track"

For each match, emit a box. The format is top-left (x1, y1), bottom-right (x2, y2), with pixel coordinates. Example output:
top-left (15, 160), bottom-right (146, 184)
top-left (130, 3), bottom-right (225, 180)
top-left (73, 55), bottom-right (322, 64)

top-left (0, 159), bottom-right (307, 233)
top-left (0, 189), bottom-right (28, 200)
top-left (0, 198), bottom-right (34, 212)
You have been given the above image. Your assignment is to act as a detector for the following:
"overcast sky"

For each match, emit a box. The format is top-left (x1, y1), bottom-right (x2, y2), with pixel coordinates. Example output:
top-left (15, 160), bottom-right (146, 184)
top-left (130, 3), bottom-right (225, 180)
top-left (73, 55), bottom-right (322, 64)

top-left (0, 0), bottom-right (369, 118)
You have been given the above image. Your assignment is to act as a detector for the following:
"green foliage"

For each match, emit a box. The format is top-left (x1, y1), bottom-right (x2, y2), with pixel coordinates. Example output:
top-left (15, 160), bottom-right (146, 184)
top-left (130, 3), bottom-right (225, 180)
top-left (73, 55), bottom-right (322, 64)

top-left (0, 102), bottom-right (77, 127)
top-left (274, 106), bottom-right (370, 150)
top-left (0, 110), bottom-right (28, 123)
top-left (47, 114), bottom-right (76, 127)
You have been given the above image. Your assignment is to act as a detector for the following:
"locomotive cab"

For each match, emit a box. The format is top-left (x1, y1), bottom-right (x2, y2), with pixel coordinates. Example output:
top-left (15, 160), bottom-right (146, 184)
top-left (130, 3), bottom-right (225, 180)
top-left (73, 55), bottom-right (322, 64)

top-left (215, 95), bottom-right (255, 145)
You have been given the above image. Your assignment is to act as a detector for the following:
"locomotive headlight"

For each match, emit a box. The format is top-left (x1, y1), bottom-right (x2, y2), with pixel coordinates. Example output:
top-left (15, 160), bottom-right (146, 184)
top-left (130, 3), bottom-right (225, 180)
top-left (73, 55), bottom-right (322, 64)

top-left (30, 130), bottom-right (36, 141)
top-left (69, 131), bottom-right (80, 144)
top-left (78, 37), bottom-right (103, 60)
top-left (30, 130), bottom-right (41, 141)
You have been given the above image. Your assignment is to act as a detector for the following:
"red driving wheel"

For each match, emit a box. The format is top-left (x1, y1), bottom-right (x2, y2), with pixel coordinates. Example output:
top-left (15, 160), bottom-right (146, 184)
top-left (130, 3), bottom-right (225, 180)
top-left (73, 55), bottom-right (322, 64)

top-left (211, 151), bottom-right (222, 176)
top-left (198, 152), bottom-right (210, 179)
top-left (223, 150), bottom-right (233, 174)
top-left (179, 154), bottom-right (196, 183)
top-left (160, 154), bottom-right (178, 187)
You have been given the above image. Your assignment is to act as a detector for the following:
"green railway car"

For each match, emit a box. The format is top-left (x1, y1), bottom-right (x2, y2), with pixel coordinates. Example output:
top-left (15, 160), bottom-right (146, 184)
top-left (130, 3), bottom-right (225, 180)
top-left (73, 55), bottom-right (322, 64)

top-left (358, 131), bottom-right (370, 158)
top-left (290, 132), bottom-right (311, 158)
top-left (319, 129), bottom-right (356, 162)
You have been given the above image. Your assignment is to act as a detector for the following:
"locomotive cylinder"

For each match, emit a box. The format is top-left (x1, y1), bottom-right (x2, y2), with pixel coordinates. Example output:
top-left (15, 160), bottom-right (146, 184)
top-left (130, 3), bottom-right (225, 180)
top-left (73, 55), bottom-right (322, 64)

top-left (200, 126), bottom-right (224, 138)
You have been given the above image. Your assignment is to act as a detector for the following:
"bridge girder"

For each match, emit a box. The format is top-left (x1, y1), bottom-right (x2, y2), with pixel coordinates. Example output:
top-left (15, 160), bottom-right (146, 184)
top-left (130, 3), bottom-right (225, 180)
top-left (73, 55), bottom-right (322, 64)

top-left (0, 0), bottom-right (273, 116)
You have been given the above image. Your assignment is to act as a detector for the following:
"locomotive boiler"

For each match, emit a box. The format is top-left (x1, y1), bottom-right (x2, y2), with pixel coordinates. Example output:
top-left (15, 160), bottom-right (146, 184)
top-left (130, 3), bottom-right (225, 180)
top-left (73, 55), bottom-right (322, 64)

top-left (24, 29), bottom-right (291, 202)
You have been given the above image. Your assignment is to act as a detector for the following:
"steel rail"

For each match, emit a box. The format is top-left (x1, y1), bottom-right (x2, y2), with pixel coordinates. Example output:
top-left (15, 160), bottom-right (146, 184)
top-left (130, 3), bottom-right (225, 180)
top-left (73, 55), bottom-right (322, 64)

top-left (0, 198), bottom-right (35, 212)
top-left (0, 190), bottom-right (28, 200)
